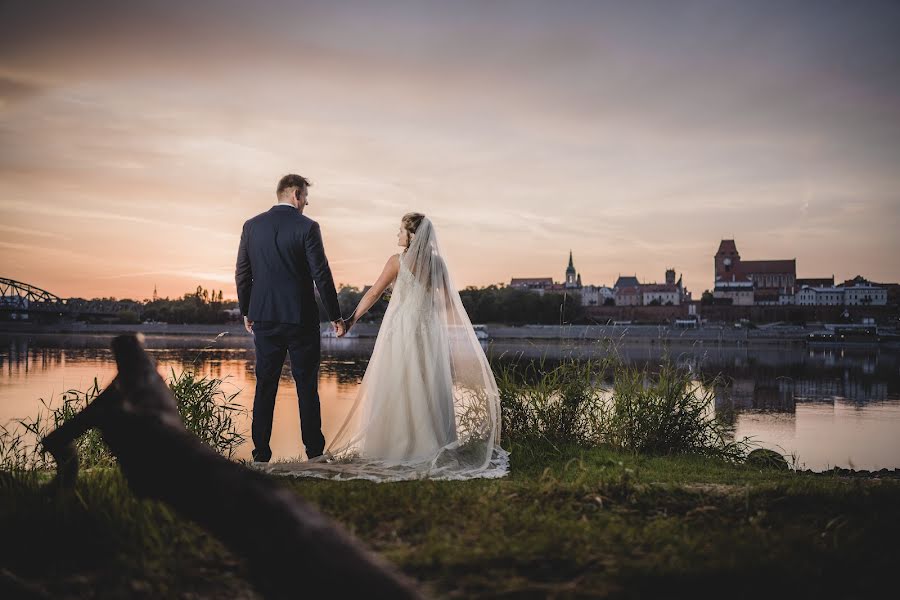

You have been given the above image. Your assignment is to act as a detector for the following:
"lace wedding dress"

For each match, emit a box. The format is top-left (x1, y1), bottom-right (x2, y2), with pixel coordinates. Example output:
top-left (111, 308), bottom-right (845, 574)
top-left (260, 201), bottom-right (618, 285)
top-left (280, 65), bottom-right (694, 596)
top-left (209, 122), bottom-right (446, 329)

top-left (263, 217), bottom-right (509, 481)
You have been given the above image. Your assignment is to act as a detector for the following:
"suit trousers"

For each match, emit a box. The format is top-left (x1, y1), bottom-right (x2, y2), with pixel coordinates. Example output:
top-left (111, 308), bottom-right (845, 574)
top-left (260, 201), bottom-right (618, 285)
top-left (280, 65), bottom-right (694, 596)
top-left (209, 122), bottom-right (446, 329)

top-left (250, 322), bottom-right (325, 462)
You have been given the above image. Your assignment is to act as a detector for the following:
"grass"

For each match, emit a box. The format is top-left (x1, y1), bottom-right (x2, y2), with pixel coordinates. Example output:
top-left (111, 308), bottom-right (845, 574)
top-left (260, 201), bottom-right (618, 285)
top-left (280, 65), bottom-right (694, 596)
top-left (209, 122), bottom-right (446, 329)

top-left (496, 355), bottom-right (751, 462)
top-left (1, 441), bottom-right (897, 598)
top-left (0, 371), bottom-right (245, 472)
top-left (1, 358), bottom-right (896, 597)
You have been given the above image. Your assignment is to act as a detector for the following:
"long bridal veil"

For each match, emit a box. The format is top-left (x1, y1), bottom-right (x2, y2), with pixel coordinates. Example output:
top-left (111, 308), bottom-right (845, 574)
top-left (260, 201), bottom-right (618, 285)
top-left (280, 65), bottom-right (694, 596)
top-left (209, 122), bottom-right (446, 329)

top-left (265, 217), bottom-right (509, 481)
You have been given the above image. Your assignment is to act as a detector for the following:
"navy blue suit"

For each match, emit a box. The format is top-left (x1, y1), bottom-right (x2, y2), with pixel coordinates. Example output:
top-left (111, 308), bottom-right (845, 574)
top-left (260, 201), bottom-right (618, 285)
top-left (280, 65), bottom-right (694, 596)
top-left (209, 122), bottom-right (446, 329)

top-left (235, 205), bottom-right (342, 461)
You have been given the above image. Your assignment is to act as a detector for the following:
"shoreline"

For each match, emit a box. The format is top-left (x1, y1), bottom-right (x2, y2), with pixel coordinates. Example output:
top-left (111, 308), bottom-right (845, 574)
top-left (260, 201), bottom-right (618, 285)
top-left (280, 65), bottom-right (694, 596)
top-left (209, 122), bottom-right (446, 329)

top-left (0, 321), bottom-right (890, 347)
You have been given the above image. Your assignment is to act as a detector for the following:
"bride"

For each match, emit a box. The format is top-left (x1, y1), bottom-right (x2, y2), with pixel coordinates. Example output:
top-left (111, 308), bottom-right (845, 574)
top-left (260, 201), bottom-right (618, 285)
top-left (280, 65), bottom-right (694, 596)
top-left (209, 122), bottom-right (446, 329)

top-left (264, 213), bottom-right (509, 481)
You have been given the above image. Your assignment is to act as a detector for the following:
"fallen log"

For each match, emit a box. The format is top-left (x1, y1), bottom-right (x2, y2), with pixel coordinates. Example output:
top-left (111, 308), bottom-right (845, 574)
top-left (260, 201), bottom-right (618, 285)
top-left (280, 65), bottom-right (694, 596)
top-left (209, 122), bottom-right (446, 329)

top-left (40, 333), bottom-right (422, 599)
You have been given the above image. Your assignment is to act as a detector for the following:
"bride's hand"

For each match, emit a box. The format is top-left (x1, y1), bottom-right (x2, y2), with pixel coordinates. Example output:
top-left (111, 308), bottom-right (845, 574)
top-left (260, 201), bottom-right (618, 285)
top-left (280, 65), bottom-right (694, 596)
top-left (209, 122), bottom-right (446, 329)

top-left (343, 316), bottom-right (356, 333)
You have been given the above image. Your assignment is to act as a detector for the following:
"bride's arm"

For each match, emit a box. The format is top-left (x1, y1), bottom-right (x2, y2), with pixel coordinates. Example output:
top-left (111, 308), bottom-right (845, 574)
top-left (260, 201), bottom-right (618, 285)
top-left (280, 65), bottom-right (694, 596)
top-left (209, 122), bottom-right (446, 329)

top-left (347, 254), bottom-right (400, 328)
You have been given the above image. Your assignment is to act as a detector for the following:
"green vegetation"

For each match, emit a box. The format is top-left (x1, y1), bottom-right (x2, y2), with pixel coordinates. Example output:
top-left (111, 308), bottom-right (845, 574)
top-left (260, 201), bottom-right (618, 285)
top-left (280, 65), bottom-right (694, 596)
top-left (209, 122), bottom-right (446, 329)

top-left (460, 284), bottom-right (584, 325)
top-left (330, 283), bottom-right (584, 326)
top-left (1, 443), bottom-right (895, 598)
top-left (0, 380), bottom-right (113, 472)
top-left (497, 356), bottom-right (749, 462)
top-left (0, 371), bottom-right (245, 471)
top-left (1, 359), bottom-right (895, 598)
top-left (141, 286), bottom-right (235, 325)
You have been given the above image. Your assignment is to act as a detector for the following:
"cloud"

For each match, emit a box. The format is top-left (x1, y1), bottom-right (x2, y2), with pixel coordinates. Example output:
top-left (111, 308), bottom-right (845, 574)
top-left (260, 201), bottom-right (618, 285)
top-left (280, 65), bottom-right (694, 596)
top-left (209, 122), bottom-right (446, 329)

top-left (1, 1), bottom-right (898, 296)
top-left (0, 75), bottom-right (45, 109)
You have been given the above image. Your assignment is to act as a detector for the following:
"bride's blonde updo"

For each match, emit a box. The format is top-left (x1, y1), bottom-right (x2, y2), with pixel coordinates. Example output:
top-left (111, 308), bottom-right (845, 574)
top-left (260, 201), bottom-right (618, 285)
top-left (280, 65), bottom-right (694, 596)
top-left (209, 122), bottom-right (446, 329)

top-left (401, 212), bottom-right (425, 247)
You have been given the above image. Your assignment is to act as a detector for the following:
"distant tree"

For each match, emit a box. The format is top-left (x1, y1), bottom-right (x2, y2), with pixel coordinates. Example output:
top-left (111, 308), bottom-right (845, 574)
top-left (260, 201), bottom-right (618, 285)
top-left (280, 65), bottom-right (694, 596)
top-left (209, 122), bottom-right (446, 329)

top-left (116, 309), bottom-right (141, 325)
top-left (140, 285), bottom-right (236, 324)
top-left (701, 290), bottom-right (714, 305)
top-left (603, 297), bottom-right (615, 306)
top-left (458, 286), bottom-right (584, 325)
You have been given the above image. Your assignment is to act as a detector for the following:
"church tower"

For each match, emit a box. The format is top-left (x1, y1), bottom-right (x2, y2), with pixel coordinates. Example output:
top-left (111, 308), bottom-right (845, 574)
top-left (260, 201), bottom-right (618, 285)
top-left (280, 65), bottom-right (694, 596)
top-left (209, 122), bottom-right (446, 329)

top-left (565, 251), bottom-right (578, 288)
top-left (715, 240), bottom-right (741, 281)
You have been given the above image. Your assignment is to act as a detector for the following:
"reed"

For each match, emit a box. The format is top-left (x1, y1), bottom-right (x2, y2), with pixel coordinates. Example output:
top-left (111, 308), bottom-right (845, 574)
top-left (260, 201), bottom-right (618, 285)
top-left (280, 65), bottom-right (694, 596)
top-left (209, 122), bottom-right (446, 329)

top-left (0, 372), bottom-right (246, 471)
top-left (495, 355), bottom-right (751, 461)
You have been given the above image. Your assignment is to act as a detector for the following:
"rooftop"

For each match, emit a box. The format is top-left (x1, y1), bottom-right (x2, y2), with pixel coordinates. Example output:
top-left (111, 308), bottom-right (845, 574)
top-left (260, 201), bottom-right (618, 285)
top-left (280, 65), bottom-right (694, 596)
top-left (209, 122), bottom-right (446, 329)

top-left (716, 239), bottom-right (738, 255)
top-left (614, 275), bottom-right (640, 289)
top-left (739, 259), bottom-right (796, 274)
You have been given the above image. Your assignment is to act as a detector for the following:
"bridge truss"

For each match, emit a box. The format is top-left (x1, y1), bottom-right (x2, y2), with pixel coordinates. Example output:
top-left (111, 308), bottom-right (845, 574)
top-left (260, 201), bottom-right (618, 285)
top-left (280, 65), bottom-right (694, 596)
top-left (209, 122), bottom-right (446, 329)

top-left (0, 277), bottom-right (140, 317)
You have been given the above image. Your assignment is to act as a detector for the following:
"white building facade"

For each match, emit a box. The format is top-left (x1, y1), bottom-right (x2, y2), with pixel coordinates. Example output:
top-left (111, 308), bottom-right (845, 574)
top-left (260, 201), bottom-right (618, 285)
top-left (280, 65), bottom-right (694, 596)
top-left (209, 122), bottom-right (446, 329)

top-left (713, 280), bottom-right (754, 306)
top-left (580, 285), bottom-right (614, 307)
top-left (795, 284), bottom-right (888, 306)
top-left (843, 284), bottom-right (888, 306)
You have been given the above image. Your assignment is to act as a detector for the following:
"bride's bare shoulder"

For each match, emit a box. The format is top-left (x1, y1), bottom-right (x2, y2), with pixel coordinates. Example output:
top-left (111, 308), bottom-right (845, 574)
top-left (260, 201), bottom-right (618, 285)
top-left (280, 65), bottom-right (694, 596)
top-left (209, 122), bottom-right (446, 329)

top-left (386, 254), bottom-right (401, 270)
top-left (383, 254), bottom-right (401, 276)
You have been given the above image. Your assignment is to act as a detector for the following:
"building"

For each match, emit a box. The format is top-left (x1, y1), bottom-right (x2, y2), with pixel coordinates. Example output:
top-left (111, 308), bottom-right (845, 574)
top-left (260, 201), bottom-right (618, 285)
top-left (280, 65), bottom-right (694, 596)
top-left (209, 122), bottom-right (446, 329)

top-left (509, 277), bottom-right (553, 293)
top-left (565, 251), bottom-right (581, 289)
top-left (796, 287), bottom-right (844, 306)
top-left (714, 239), bottom-right (795, 291)
top-left (615, 285), bottom-right (642, 306)
top-left (511, 254), bottom-right (692, 308)
top-left (713, 239), bottom-right (796, 304)
top-left (713, 279), bottom-right (754, 306)
top-left (510, 252), bottom-right (591, 301)
top-left (794, 279), bottom-right (887, 306)
top-left (580, 285), bottom-right (614, 307)
top-left (610, 271), bottom-right (690, 307)
top-left (842, 283), bottom-right (887, 306)
top-left (642, 283), bottom-right (680, 306)
top-left (797, 277), bottom-right (835, 288)
top-left (841, 275), bottom-right (895, 306)
top-left (613, 275), bottom-right (641, 306)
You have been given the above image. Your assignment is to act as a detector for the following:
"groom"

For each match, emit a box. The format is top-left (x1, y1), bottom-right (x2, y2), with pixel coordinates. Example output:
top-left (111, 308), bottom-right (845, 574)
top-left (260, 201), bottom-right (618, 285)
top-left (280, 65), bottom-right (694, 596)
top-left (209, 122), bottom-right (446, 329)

top-left (236, 174), bottom-right (345, 463)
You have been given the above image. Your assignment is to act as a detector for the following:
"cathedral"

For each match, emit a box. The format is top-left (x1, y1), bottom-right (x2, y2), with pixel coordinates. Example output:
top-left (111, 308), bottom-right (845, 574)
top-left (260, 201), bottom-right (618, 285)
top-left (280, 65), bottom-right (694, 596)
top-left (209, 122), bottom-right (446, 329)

top-left (565, 251), bottom-right (582, 289)
top-left (510, 251), bottom-right (582, 293)
top-left (713, 239), bottom-right (796, 305)
top-left (510, 252), bottom-right (614, 306)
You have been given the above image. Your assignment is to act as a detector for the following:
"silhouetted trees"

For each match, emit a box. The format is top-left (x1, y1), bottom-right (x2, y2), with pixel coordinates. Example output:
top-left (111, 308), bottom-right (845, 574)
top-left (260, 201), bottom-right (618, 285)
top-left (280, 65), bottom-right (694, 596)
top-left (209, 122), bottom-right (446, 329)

top-left (108, 283), bottom-right (583, 326)
top-left (458, 285), bottom-right (584, 325)
top-left (140, 286), bottom-right (236, 324)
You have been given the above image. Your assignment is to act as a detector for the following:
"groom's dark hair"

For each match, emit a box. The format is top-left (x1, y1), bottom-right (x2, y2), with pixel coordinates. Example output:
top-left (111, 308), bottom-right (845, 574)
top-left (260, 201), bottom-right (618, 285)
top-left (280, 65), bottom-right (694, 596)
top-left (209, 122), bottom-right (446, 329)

top-left (277, 174), bottom-right (312, 196)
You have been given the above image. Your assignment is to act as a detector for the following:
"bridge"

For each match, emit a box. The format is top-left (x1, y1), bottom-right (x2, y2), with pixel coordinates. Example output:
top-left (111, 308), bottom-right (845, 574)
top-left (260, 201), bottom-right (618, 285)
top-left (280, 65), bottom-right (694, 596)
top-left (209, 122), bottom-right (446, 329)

top-left (0, 277), bottom-right (141, 320)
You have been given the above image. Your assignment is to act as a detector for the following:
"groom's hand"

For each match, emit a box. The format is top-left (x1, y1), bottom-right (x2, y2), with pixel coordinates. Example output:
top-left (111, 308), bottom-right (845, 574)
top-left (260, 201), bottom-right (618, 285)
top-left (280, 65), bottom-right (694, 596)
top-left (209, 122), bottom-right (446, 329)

top-left (243, 316), bottom-right (254, 334)
top-left (333, 320), bottom-right (345, 337)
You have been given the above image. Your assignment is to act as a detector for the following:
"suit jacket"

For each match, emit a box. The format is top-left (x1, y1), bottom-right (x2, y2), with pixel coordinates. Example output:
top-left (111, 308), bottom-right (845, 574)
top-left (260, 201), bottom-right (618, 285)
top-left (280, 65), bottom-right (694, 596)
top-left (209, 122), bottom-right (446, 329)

top-left (235, 205), bottom-right (341, 327)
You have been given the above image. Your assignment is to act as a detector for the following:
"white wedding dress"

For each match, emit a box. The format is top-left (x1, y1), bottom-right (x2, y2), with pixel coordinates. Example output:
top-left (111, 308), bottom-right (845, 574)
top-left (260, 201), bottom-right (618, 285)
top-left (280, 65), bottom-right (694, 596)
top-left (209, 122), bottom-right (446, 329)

top-left (263, 217), bottom-right (509, 481)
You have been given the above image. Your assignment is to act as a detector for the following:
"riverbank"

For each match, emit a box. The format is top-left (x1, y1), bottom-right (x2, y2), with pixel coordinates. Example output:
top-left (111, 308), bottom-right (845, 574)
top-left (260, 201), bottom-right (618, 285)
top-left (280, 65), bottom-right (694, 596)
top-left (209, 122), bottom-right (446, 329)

top-left (0, 321), bottom-right (853, 346)
top-left (1, 441), bottom-right (897, 599)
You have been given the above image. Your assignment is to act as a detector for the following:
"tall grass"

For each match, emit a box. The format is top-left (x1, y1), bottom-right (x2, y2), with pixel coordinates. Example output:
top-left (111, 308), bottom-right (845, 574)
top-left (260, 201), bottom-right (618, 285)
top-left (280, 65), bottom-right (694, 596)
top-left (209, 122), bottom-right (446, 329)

top-left (604, 362), bottom-right (748, 460)
top-left (496, 355), bottom-right (751, 462)
top-left (0, 379), bottom-right (111, 472)
top-left (0, 372), bottom-right (246, 472)
top-left (167, 369), bottom-right (245, 459)
top-left (497, 357), bottom-right (610, 447)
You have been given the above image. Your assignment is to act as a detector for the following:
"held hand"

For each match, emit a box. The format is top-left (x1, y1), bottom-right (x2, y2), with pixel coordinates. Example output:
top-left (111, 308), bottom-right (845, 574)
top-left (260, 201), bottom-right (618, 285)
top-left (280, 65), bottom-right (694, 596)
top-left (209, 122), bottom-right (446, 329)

top-left (243, 316), bottom-right (254, 334)
top-left (343, 316), bottom-right (356, 335)
top-left (333, 320), bottom-right (346, 338)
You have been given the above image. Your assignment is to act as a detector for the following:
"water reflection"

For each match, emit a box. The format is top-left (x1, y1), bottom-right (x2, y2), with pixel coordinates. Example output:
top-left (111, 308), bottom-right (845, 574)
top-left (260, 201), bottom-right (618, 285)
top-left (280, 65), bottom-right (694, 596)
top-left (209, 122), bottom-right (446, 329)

top-left (2, 334), bottom-right (899, 471)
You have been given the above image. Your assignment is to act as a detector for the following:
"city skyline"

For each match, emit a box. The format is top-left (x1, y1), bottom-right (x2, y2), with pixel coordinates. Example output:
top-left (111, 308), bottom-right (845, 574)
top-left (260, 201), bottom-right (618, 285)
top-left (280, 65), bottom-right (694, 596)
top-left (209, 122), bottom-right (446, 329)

top-left (2, 1), bottom-right (899, 299)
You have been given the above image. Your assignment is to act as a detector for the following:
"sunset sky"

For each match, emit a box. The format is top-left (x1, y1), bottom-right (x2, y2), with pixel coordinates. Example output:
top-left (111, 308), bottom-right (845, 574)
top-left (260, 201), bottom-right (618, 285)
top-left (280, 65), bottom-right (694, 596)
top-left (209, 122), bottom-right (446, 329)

top-left (2, 0), bottom-right (899, 300)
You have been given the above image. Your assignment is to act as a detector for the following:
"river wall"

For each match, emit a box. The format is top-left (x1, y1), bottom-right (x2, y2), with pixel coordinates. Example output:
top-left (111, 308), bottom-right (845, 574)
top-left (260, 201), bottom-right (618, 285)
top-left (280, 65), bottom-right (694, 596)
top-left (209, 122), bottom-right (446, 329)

top-left (0, 321), bottom-right (818, 345)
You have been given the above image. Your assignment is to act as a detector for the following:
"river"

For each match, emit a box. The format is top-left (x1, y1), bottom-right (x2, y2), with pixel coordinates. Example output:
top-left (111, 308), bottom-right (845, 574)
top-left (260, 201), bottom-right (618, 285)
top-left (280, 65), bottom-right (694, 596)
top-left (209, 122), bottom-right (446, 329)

top-left (2, 332), bottom-right (899, 471)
